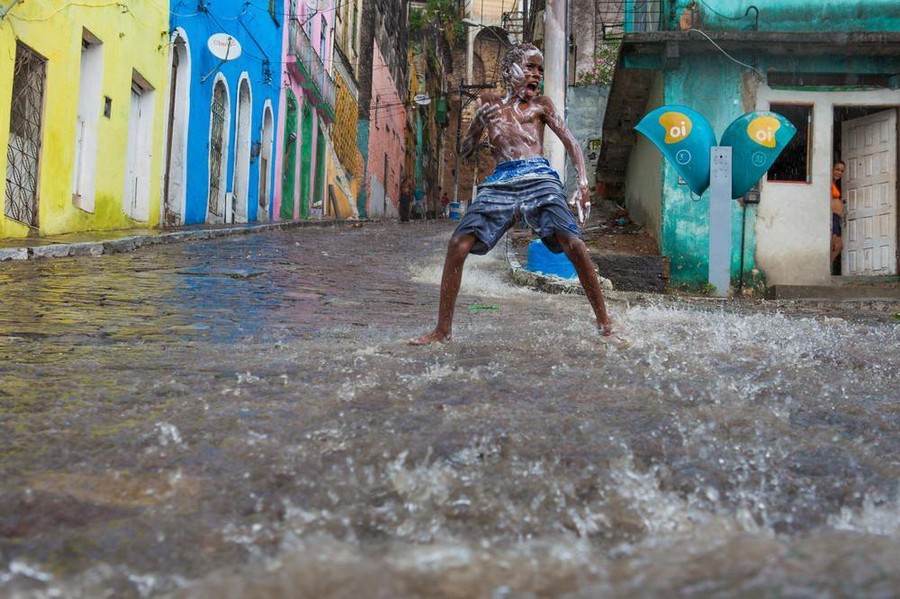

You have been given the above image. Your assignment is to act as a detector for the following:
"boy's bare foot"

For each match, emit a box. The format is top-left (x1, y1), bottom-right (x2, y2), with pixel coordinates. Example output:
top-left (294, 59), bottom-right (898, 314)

top-left (598, 322), bottom-right (630, 347)
top-left (408, 330), bottom-right (452, 346)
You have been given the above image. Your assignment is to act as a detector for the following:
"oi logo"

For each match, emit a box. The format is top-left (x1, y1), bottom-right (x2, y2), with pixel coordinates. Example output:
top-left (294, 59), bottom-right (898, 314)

top-left (746, 116), bottom-right (781, 148)
top-left (659, 112), bottom-right (693, 144)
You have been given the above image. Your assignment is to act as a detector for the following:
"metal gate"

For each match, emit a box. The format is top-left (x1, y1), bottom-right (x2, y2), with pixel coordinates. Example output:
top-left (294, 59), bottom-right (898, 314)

top-left (208, 80), bottom-right (227, 217)
top-left (5, 42), bottom-right (46, 228)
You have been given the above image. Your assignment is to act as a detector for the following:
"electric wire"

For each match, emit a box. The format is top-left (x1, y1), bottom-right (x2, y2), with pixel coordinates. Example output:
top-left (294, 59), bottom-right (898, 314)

top-left (5, 1), bottom-right (124, 21)
top-left (687, 28), bottom-right (764, 79)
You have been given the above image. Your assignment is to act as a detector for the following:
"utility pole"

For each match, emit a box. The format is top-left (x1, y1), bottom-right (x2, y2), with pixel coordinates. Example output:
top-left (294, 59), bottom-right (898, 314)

top-left (543, 0), bottom-right (567, 179)
top-left (356, 0), bottom-right (376, 218)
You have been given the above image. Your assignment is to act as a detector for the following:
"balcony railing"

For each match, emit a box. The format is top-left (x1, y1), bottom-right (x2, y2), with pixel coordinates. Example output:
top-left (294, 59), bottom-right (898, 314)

top-left (597, 0), bottom-right (668, 39)
top-left (288, 17), bottom-right (336, 118)
top-left (597, 1), bottom-right (763, 40)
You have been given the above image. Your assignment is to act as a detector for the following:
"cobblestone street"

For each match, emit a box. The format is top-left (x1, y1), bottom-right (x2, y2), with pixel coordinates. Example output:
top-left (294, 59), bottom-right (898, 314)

top-left (1, 221), bottom-right (899, 597)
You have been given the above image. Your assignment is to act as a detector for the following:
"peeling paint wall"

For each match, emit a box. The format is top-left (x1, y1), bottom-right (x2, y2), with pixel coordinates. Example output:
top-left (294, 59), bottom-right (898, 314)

top-left (565, 84), bottom-right (610, 200)
top-left (625, 72), bottom-right (664, 241)
top-left (366, 39), bottom-right (405, 219)
top-left (659, 55), bottom-right (747, 287)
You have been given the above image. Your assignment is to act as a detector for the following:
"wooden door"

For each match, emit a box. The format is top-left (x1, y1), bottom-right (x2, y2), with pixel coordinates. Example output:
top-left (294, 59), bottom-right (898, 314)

top-left (841, 109), bottom-right (897, 275)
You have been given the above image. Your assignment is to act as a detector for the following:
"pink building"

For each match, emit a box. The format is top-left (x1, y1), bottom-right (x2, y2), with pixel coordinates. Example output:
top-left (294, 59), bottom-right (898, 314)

top-left (364, 40), bottom-right (407, 218)
top-left (274, 0), bottom-right (336, 221)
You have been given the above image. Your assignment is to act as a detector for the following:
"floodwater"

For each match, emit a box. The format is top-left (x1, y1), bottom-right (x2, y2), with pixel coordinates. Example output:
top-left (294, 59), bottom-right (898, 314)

top-left (1, 222), bottom-right (899, 598)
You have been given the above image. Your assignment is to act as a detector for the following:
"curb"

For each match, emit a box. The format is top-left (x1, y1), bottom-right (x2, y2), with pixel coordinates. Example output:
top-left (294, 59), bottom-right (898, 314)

top-left (504, 235), bottom-right (615, 296)
top-left (0, 219), bottom-right (361, 262)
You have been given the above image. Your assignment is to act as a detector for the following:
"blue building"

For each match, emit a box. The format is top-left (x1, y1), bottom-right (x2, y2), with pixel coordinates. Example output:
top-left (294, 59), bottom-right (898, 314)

top-left (165, 1), bottom-right (282, 225)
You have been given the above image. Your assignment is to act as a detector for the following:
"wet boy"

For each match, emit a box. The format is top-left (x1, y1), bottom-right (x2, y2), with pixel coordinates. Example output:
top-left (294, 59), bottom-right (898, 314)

top-left (410, 43), bottom-right (612, 345)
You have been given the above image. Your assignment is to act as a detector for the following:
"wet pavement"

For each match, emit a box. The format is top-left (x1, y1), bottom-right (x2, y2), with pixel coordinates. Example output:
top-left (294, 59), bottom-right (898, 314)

top-left (1, 220), bottom-right (899, 597)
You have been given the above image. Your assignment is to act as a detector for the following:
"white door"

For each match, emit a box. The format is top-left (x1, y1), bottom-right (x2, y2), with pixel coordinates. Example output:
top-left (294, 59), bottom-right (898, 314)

top-left (124, 85), bottom-right (142, 219)
top-left (231, 79), bottom-right (252, 223)
top-left (841, 109), bottom-right (897, 275)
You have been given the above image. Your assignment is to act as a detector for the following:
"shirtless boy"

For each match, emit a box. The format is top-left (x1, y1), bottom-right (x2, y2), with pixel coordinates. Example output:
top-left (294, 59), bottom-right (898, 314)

top-left (410, 43), bottom-right (613, 345)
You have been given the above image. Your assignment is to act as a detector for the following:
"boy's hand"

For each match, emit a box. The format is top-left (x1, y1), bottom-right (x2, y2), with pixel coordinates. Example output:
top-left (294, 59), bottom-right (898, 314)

top-left (569, 183), bottom-right (591, 227)
top-left (474, 101), bottom-right (500, 127)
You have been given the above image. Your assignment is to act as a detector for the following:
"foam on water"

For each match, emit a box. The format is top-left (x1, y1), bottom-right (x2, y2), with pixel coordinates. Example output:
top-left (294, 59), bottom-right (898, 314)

top-left (409, 240), bottom-right (534, 298)
top-left (4, 225), bottom-right (899, 598)
top-left (828, 485), bottom-right (900, 535)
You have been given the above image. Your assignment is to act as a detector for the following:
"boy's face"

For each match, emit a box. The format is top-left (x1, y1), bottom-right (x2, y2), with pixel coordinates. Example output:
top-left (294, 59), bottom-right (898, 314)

top-left (512, 50), bottom-right (543, 101)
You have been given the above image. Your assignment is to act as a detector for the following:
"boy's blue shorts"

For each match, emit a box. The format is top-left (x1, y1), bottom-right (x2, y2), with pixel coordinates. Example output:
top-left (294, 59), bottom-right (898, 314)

top-left (453, 158), bottom-right (582, 255)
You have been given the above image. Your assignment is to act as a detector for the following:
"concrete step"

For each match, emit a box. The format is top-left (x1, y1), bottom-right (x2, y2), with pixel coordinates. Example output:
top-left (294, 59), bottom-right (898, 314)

top-left (769, 282), bottom-right (900, 300)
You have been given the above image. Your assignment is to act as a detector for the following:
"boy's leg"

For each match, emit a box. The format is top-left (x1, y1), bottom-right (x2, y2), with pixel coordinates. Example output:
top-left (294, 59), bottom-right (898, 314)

top-left (409, 233), bottom-right (478, 345)
top-left (555, 233), bottom-right (613, 336)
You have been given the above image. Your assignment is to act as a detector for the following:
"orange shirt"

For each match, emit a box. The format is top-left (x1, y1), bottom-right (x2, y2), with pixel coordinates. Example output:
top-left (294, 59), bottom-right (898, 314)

top-left (831, 182), bottom-right (843, 216)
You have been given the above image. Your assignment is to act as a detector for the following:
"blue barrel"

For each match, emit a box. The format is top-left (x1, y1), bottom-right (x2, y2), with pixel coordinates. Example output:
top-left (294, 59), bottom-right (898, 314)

top-left (448, 202), bottom-right (462, 220)
top-left (526, 239), bottom-right (577, 279)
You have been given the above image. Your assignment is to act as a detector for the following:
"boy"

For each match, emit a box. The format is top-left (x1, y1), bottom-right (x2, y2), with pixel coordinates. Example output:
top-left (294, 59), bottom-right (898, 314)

top-left (410, 43), bottom-right (613, 345)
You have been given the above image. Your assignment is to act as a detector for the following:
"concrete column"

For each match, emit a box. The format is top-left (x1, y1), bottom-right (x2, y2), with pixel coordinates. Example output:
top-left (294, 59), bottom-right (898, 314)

top-left (543, 0), bottom-right (567, 180)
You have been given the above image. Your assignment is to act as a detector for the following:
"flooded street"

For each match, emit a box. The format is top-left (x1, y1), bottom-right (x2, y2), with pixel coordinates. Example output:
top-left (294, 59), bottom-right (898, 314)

top-left (1, 221), bottom-right (899, 597)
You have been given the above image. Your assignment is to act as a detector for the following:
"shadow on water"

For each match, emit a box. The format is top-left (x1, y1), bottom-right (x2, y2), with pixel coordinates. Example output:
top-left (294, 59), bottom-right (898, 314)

top-left (0, 224), bottom-right (899, 597)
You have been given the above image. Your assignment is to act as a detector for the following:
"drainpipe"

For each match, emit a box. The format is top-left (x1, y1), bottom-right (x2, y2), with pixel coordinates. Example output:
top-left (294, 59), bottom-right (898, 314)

top-left (1, 0), bottom-right (20, 20)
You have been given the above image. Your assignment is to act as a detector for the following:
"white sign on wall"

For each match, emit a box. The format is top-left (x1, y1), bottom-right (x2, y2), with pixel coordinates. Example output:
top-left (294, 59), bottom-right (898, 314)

top-left (207, 34), bottom-right (242, 61)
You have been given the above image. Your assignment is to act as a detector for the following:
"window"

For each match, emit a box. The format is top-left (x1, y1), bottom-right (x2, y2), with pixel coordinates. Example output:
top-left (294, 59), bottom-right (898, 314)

top-left (5, 42), bottom-right (46, 228)
top-left (767, 103), bottom-right (811, 183)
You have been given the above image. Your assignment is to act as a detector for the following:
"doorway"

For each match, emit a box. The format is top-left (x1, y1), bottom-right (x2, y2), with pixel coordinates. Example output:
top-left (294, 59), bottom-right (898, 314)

top-left (207, 78), bottom-right (230, 223)
top-left (163, 32), bottom-right (190, 226)
top-left (231, 77), bottom-right (252, 223)
top-left (5, 42), bottom-right (46, 230)
top-left (280, 91), bottom-right (298, 221)
top-left (834, 106), bottom-right (898, 276)
top-left (258, 103), bottom-right (274, 222)
top-left (124, 73), bottom-right (154, 222)
top-left (299, 103), bottom-right (313, 219)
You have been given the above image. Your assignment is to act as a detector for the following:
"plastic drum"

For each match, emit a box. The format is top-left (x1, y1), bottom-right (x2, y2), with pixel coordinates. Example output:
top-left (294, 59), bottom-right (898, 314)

top-left (526, 239), bottom-right (576, 279)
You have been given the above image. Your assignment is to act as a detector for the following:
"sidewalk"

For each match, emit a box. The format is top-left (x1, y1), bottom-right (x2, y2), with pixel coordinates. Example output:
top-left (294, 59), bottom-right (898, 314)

top-left (0, 218), bottom-right (356, 262)
top-left (504, 231), bottom-right (900, 305)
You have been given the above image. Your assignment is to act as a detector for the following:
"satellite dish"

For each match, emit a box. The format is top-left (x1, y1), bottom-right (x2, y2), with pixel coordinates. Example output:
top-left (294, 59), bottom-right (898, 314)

top-left (207, 34), bottom-right (242, 61)
top-left (414, 94), bottom-right (431, 106)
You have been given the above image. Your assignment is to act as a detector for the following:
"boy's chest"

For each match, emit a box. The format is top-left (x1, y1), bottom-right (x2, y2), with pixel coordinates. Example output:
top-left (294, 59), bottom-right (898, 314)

top-left (493, 103), bottom-right (543, 135)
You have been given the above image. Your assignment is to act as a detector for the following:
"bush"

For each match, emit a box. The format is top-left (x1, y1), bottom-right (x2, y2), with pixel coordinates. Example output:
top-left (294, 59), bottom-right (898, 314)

top-left (575, 42), bottom-right (620, 87)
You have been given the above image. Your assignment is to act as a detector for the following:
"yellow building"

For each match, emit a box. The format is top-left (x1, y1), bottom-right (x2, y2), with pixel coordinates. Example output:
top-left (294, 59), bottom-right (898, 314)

top-left (0, 1), bottom-right (169, 238)
top-left (328, 66), bottom-right (363, 218)
top-left (325, 0), bottom-right (364, 219)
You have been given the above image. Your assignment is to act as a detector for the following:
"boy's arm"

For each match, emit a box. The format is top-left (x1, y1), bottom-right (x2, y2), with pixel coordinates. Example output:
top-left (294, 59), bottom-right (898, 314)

top-left (541, 97), bottom-right (590, 212)
top-left (459, 94), bottom-right (498, 160)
